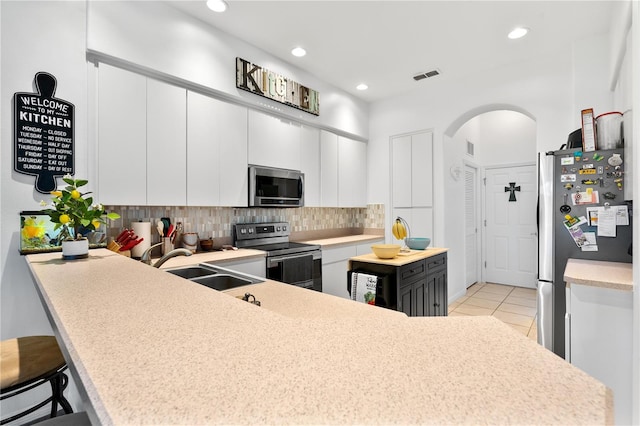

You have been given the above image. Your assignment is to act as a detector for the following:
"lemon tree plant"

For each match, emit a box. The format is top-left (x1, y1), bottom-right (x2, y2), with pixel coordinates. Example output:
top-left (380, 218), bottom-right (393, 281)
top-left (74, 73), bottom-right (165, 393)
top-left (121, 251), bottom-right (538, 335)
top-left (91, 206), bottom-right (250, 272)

top-left (41, 175), bottom-right (120, 242)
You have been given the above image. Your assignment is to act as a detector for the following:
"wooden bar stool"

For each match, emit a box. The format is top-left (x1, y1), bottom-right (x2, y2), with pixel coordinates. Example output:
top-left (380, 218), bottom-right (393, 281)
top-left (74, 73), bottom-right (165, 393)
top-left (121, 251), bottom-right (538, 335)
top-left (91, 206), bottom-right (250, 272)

top-left (0, 336), bottom-right (73, 425)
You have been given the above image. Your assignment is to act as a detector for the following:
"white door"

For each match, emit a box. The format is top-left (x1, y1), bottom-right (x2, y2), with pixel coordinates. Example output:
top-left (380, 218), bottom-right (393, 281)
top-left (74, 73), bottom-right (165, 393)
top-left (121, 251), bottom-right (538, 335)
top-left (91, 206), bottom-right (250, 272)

top-left (484, 164), bottom-right (537, 288)
top-left (464, 165), bottom-right (479, 288)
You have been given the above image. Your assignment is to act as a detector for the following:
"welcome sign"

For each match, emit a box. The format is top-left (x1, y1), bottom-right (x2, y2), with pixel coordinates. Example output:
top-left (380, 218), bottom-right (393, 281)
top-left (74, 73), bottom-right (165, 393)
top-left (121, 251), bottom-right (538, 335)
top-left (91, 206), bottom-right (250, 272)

top-left (14, 72), bottom-right (74, 193)
top-left (236, 57), bottom-right (320, 116)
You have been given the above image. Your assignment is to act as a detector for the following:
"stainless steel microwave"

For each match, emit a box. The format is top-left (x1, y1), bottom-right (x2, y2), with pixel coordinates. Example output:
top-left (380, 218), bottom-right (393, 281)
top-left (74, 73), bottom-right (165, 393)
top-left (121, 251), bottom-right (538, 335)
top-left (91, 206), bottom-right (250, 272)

top-left (248, 165), bottom-right (304, 207)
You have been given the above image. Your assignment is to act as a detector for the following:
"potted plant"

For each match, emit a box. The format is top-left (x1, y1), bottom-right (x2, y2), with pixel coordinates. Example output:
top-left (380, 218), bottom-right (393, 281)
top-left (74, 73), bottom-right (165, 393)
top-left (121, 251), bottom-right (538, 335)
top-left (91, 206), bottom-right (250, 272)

top-left (40, 175), bottom-right (120, 259)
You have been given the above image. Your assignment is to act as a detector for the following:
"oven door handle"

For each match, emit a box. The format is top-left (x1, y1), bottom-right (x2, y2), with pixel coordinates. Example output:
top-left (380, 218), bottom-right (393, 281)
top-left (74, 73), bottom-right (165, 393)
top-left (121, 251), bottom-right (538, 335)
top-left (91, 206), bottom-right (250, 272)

top-left (266, 252), bottom-right (314, 267)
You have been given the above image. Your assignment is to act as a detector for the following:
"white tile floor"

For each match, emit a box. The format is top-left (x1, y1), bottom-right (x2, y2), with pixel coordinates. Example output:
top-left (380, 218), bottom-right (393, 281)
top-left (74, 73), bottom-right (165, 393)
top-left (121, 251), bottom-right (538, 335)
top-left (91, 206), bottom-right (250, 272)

top-left (448, 282), bottom-right (538, 340)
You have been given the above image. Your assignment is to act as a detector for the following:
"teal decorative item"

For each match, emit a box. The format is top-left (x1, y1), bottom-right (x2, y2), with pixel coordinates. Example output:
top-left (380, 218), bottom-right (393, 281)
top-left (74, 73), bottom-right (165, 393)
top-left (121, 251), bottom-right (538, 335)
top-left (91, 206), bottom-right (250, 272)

top-left (405, 237), bottom-right (431, 250)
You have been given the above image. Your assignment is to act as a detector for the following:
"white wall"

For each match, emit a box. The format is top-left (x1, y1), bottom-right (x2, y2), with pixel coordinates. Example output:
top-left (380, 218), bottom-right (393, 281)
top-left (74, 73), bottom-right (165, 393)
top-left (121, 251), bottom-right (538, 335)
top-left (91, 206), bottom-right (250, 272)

top-left (87, 1), bottom-right (369, 140)
top-left (472, 111), bottom-right (537, 166)
top-left (1, 1), bottom-right (86, 418)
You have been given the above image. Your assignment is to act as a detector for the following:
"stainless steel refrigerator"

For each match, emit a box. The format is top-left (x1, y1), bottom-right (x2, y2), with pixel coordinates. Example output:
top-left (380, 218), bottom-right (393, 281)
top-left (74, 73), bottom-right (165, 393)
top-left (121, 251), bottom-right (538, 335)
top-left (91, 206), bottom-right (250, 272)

top-left (537, 147), bottom-right (632, 358)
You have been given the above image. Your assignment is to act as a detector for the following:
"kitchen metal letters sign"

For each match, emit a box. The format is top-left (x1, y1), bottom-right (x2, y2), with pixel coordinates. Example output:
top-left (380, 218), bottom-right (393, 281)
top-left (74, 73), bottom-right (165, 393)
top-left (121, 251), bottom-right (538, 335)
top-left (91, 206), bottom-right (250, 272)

top-left (14, 72), bottom-right (74, 193)
top-left (236, 57), bottom-right (320, 116)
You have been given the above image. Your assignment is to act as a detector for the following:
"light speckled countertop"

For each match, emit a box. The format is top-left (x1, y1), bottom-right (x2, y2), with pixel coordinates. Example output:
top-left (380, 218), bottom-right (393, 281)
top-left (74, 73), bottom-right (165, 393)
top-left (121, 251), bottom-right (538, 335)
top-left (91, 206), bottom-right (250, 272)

top-left (26, 249), bottom-right (612, 425)
top-left (156, 248), bottom-right (265, 269)
top-left (564, 258), bottom-right (633, 291)
top-left (157, 234), bottom-right (384, 268)
top-left (302, 233), bottom-right (384, 248)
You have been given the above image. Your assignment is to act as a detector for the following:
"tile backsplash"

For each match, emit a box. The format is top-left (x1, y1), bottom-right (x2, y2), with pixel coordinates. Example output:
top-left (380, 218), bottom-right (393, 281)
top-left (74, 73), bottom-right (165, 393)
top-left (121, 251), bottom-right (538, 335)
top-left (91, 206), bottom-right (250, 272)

top-left (106, 204), bottom-right (384, 244)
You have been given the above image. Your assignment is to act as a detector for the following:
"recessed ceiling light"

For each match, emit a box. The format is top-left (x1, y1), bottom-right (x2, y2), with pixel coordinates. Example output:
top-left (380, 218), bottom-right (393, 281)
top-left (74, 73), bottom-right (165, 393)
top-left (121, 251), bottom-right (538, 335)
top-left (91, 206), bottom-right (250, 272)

top-left (508, 27), bottom-right (529, 40)
top-left (206, 0), bottom-right (228, 13)
top-left (356, 84), bottom-right (368, 91)
top-left (291, 47), bottom-right (306, 57)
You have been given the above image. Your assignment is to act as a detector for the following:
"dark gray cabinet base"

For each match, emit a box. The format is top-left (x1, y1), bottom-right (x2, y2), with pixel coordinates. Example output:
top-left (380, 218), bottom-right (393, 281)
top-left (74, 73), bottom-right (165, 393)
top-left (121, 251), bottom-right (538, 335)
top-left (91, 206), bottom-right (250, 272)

top-left (349, 252), bottom-right (448, 317)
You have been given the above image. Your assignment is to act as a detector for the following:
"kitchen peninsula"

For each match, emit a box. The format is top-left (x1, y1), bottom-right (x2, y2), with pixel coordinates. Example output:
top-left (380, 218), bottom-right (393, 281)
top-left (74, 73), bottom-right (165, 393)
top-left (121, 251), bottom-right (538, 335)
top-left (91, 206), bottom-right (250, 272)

top-left (26, 250), bottom-right (612, 425)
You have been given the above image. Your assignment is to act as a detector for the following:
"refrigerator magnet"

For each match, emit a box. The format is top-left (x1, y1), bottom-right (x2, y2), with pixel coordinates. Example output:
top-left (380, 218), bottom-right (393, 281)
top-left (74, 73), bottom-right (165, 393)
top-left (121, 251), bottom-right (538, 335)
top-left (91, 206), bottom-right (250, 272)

top-left (561, 157), bottom-right (574, 165)
top-left (581, 108), bottom-right (597, 152)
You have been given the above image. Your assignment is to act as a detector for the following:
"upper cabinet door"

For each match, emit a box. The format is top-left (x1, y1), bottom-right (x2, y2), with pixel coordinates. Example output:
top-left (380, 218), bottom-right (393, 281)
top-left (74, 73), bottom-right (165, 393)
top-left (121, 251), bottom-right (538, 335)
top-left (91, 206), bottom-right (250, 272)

top-left (146, 79), bottom-right (187, 206)
top-left (97, 64), bottom-right (147, 205)
top-left (391, 131), bottom-right (433, 208)
top-left (216, 100), bottom-right (248, 207)
top-left (337, 136), bottom-right (367, 207)
top-left (247, 110), bottom-right (300, 170)
top-left (320, 130), bottom-right (338, 207)
top-left (299, 125), bottom-right (320, 207)
top-left (411, 131), bottom-right (433, 207)
top-left (174, 91), bottom-right (249, 207)
top-left (186, 91), bottom-right (221, 206)
top-left (391, 135), bottom-right (412, 208)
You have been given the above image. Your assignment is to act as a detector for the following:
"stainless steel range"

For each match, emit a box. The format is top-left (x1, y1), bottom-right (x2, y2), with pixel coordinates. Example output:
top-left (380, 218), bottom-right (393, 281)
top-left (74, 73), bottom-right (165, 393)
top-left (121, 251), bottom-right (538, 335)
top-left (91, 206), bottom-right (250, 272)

top-left (233, 222), bottom-right (322, 291)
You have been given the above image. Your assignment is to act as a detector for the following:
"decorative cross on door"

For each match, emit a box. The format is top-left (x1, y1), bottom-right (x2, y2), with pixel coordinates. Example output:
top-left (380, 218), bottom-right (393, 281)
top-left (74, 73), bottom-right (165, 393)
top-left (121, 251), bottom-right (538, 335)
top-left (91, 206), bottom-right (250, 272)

top-left (504, 182), bottom-right (521, 202)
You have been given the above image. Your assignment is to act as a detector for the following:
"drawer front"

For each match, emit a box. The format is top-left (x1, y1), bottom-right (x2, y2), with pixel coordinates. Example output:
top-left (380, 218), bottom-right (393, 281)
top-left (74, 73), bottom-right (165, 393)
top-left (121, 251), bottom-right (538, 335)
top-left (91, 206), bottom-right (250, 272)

top-left (322, 244), bottom-right (357, 264)
top-left (426, 253), bottom-right (447, 270)
top-left (400, 261), bottom-right (426, 281)
top-left (356, 240), bottom-right (384, 255)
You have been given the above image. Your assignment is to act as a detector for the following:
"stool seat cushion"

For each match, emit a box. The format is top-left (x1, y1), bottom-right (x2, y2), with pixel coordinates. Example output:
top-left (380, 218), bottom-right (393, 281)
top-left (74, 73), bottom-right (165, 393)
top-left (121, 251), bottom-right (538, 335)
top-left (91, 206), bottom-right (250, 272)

top-left (1, 336), bottom-right (66, 390)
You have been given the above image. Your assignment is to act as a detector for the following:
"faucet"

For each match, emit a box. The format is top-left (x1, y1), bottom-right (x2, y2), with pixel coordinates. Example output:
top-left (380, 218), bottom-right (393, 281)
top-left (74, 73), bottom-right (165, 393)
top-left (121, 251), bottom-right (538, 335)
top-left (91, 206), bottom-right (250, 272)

top-left (140, 242), bottom-right (163, 265)
top-left (140, 243), bottom-right (193, 267)
top-left (152, 248), bottom-right (192, 268)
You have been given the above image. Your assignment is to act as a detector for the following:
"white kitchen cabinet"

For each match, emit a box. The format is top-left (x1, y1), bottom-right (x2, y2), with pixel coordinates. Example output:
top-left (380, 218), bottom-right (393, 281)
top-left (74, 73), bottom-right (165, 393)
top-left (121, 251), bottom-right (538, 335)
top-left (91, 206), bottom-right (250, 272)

top-left (98, 65), bottom-right (187, 206)
top-left (320, 130), bottom-right (367, 208)
top-left (320, 130), bottom-right (339, 206)
top-left (322, 244), bottom-right (357, 299)
top-left (186, 91), bottom-right (248, 207)
top-left (390, 130), bottom-right (434, 241)
top-left (391, 131), bottom-right (433, 208)
top-left (321, 239), bottom-right (383, 299)
top-left (393, 207), bottom-right (433, 240)
top-left (247, 109), bottom-right (300, 170)
top-left (146, 79), bottom-right (187, 206)
top-left (410, 131), bottom-right (433, 206)
top-left (299, 125), bottom-right (320, 206)
top-left (356, 240), bottom-right (383, 255)
top-left (566, 283), bottom-right (632, 425)
top-left (210, 257), bottom-right (266, 278)
top-left (391, 135), bottom-right (412, 207)
top-left (338, 136), bottom-right (367, 207)
top-left (97, 64), bottom-right (147, 205)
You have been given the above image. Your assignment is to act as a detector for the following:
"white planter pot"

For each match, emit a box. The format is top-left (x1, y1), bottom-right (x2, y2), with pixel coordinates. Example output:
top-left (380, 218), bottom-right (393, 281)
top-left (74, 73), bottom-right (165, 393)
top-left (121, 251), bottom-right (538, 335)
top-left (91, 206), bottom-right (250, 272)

top-left (62, 238), bottom-right (89, 260)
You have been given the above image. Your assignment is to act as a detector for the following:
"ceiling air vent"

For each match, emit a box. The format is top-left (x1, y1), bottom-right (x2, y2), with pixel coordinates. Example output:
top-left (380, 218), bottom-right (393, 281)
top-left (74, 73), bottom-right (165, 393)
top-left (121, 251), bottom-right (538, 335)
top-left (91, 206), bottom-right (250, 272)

top-left (413, 69), bottom-right (440, 81)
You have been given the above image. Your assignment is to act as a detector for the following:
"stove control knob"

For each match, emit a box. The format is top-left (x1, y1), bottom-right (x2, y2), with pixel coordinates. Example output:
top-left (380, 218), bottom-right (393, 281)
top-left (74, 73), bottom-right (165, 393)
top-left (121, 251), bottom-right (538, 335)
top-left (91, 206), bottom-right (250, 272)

top-left (276, 226), bottom-right (281, 231)
top-left (248, 228), bottom-right (253, 234)
top-left (283, 225), bottom-right (287, 231)
top-left (240, 228), bottom-right (247, 234)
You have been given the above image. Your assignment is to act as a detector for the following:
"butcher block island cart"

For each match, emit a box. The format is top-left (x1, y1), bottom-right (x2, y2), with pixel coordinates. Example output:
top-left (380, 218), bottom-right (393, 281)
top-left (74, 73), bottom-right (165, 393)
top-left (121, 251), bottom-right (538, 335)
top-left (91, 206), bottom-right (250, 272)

top-left (349, 248), bottom-right (448, 316)
top-left (25, 249), bottom-right (612, 425)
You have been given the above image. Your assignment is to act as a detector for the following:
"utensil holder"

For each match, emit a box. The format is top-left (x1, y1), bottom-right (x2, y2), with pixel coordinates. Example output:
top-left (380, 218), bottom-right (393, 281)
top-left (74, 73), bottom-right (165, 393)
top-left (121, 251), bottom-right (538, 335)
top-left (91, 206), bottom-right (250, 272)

top-left (162, 237), bottom-right (174, 255)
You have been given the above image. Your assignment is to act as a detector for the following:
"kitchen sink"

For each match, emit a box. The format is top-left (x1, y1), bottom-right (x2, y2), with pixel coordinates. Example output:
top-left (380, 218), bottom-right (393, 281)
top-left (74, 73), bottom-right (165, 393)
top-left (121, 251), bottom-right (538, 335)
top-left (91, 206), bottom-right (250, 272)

top-left (166, 265), bottom-right (218, 279)
top-left (164, 263), bottom-right (263, 291)
top-left (192, 274), bottom-right (253, 291)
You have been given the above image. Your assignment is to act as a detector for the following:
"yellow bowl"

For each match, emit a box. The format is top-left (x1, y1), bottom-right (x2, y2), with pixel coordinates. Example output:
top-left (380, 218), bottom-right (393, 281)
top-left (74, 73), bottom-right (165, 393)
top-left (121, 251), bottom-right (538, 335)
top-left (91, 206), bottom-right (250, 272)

top-left (371, 244), bottom-right (401, 259)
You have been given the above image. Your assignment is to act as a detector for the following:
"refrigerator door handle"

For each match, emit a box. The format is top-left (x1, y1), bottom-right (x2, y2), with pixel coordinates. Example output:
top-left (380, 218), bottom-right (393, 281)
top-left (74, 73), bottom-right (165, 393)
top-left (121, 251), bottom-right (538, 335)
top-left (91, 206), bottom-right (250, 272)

top-left (537, 280), bottom-right (553, 351)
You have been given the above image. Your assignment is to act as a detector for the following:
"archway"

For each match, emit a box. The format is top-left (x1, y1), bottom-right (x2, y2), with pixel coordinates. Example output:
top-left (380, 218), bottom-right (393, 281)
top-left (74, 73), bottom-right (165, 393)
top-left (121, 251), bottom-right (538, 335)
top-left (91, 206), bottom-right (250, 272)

top-left (443, 105), bottom-right (537, 303)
